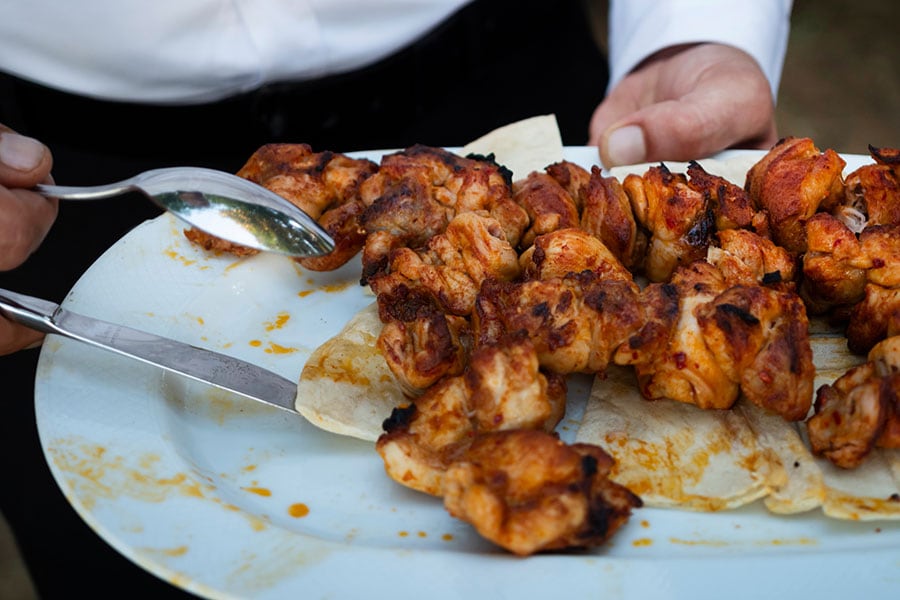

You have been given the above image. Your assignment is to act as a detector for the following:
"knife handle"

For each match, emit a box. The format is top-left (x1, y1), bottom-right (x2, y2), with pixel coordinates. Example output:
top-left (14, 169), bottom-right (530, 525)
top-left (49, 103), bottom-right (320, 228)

top-left (0, 288), bottom-right (61, 334)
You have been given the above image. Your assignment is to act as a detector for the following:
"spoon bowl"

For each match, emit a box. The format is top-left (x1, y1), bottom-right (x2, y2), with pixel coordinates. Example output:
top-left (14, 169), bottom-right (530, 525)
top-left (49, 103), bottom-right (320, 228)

top-left (35, 167), bottom-right (334, 257)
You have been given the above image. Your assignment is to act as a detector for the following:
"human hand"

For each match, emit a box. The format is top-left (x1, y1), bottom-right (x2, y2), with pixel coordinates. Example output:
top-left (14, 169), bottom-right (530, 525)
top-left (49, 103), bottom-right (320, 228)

top-left (0, 125), bottom-right (56, 354)
top-left (589, 43), bottom-right (779, 168)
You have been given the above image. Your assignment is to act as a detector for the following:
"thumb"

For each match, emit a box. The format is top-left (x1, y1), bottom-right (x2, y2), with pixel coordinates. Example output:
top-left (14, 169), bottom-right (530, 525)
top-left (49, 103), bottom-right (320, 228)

top-left (598, 93), bottom-right (777, 168)
top-left (0, 127), bottom-right (54, 187)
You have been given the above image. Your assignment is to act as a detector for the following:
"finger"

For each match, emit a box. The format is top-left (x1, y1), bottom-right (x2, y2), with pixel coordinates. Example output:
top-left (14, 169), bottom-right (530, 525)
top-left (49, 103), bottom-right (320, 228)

top-left (587, 83), bottom-right (642, 147)
top-left (0, 319), bottom-right (44, 356)
top-left (0, 187), bottom-right (59, 270)
top-left (598, 79), bottom-right (777, 168)
top-left (0, 125), bottom-right (54, 187)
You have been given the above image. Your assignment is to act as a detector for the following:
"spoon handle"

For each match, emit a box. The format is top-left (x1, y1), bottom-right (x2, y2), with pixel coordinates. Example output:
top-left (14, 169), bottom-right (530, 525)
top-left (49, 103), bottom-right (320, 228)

top-left (35, 180), bottom-right (138, 200)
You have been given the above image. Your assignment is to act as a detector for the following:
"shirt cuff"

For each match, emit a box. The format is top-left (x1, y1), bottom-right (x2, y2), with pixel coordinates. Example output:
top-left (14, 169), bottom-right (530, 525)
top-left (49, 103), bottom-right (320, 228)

top-left (607, 0), bottom-right (793, 99)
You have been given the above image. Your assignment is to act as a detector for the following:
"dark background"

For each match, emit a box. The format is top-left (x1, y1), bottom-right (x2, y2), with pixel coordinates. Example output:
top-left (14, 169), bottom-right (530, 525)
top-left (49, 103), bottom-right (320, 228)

top-left (776, 0), bottom-right (900, 153)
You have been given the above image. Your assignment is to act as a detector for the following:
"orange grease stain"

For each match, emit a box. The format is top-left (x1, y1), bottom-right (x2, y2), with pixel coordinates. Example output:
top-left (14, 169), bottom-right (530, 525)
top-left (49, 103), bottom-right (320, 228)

top-left (163, 248), bottom-right (198, 267)
top-left (47, 438), bottom-right (266, 533)
top-left (302, 332), bottom-right (381, 386)
top-left (669, 537), bottom-right (729, 547)
top-left (765, 537), bottom-right (817, 547)
top-left (264, 313), bottom-right (291, 332)
top-left (632, 538), bottom-right (653, 547)
top-left (322, 280), bottom-right (354, 294)
top-left (442, 533), bottom-right (454, 542)
top-left (243, 486), bottom-right (272, 497)
top-left (264, 342), bottom-right (297, 355)
top-left (181, 482), bottom-right (205, 498)
top-left (164, 545), bottom-right (189, 557)
top-left (288, 503), bottom-right (310, 518)
top-left (249, 340), bottom-right (263, 347)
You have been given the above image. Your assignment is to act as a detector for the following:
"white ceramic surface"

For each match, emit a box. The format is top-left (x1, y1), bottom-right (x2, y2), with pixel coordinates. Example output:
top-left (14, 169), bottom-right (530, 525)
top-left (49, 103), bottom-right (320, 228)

top-left (34, 149), bottom-right (900, 599)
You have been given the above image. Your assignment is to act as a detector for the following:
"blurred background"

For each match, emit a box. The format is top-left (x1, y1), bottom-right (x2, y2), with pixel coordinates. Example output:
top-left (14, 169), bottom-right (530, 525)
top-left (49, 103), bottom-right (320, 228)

top-left (2, 2), bottom-right (899, 599)
top-left (777, 0), bottom-right (900, 154)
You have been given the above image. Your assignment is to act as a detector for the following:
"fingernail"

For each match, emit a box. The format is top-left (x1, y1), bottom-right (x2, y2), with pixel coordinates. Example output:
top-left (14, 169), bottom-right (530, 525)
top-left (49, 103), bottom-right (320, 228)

top-left (605, 125), bottom-right (646, 166)
top-left (0, 132), bottom-right (45, 171)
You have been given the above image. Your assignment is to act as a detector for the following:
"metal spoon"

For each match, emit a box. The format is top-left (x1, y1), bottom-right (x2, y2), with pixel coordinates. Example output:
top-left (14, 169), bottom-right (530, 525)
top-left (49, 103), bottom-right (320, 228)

top-left (35, 167), bottom-right (334, 257)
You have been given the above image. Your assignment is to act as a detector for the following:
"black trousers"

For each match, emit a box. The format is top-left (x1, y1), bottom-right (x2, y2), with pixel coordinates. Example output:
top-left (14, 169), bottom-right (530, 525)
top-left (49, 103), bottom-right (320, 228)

top-left (0, 1), bottom-right (607, 596)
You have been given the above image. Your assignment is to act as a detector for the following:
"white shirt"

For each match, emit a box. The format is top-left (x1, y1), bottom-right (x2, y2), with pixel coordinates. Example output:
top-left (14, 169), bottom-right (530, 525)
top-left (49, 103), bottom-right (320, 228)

top-left (608, 0), bottom-right (793, 99)
top-left (0, 0), bottom-right (791, 104)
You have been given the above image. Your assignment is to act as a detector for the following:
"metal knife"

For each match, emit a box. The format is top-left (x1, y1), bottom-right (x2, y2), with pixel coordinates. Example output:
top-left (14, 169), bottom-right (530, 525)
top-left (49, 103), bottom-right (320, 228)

top-left (0, 287), bottom-right (298, 413)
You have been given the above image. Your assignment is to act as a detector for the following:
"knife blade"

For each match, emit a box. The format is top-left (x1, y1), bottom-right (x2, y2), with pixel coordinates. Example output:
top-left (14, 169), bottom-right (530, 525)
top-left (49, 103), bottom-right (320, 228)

top-left (0, 287), bottom-right (298, 413)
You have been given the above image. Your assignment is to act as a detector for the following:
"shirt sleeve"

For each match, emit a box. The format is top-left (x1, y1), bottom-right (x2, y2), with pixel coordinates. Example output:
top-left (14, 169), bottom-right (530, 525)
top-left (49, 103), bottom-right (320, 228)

top-left (607, 0), bottom-right (793, 99)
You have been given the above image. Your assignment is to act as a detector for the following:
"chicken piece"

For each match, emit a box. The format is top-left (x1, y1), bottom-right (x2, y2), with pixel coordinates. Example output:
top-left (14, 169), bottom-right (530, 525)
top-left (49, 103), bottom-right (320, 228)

top-left (182, 228), bottom-right (259, 257)
top-left (513, 171), bottom-right (580, 250)
top-left (237, 144), bottom-right (375, 219)
top-left (465, 336), bottom-right (567, 433)
top-left (376, 378), bottom-right (471, 496)
top-left (841, 145), bottom-right (900, 229)
top-left (359, 175), bottom-right (452, 283)
top-left (686, 160), bottom-right (757, 230)
top-left (807, 335), bottom-right (900, 469)
top-left (580, 167), bottom-right (646, 269)
top-left (614, 261), bottom-right (736, 409)
top-left (707, 228), bottom-right (797, 290)
top-left (800, 217), bottom-right (900, 352)
top-left (868, 336), bottom-right (900, 449)
top-left (615, 260), bottom-right (814, 419)
top-left (359, 145), bottom-right (523, 282)
top-left (518, 228), bottom-right (634, 282)
top-left (488, 195), bottom-right (532, 251)
top-left (376, 337), bottom-right (567, 496)
top-left (859, 223), bottom-right (900, 288)
top-left (442, 430), bottom-right (642, 555)
top-left (800, 213), bottom-right (869, 315)
top-left (376, 285), bottom-right (472, 396)
top-left (368, 212), bottom-right (520, 316)
top-left (183, 143), bottom-right (378, 269)
top-left (870, 146), bottom-right (900, 169)
top-left (545, 160), bottom-right (591, 213)
top-left (868, 335), bottom-right (900, 371)
top-left (299, 198), bottom-right (368, 272)
top-left (622, 164), bottom-right (715, 282)
top-left (235, 143), bottom-right (379, 271)
top-left (744, 136), bottom-right (846, 254)
top-left (807, 363), bottom-right (891, 468)
top-left (846, 284), bottom-right (900, 355)
top-left (475, 272), bottom-right (644, 374)
top-left (695, 284), bottom-right (814, 421)
top-left (360, 145), bottom-right (513, 214)
top-left (803, 213), bottom-right (900, 315)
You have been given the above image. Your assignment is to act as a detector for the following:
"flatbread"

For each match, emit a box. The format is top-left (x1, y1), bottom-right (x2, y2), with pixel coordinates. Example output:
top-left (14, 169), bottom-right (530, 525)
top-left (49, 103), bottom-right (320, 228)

top-left (735, 401), bottom-right (824, 514)
top-left (607, 153), bottom-right (760, 186)
top-left (578, 366), bottom-right (769, 511)
top-left (462, 114), bottom-right (564, 180)
top-left (577, 334), bottom-right (900, 519)
top-left (295, 302), bottom-right (404, 441)
top-left (819, 448), bottom-right (900, 520)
